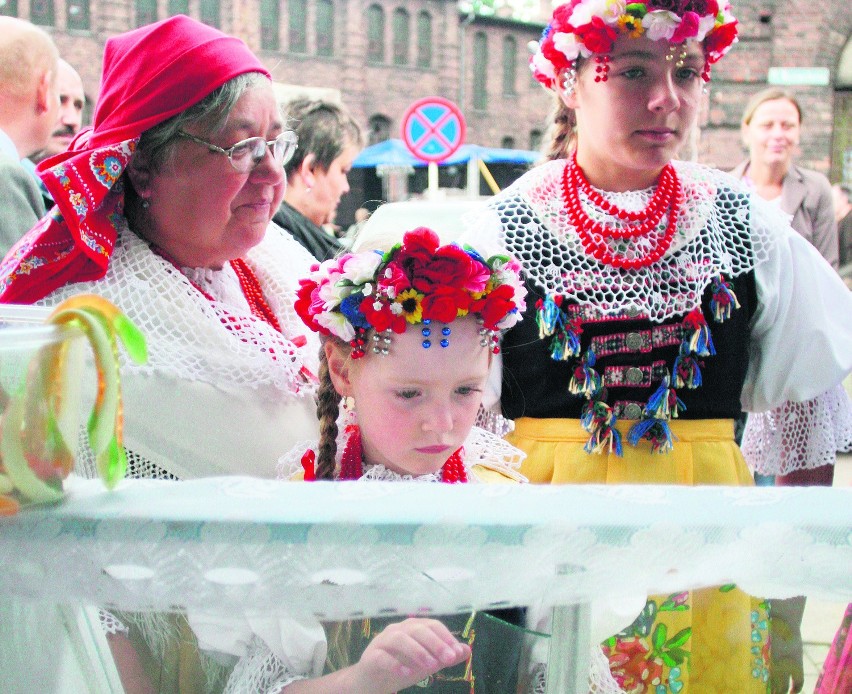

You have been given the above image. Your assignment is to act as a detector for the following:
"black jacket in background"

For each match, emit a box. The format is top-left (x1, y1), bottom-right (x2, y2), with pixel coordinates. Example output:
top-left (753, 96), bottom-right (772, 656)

top-left (273, 201), bottom-right (342, 262)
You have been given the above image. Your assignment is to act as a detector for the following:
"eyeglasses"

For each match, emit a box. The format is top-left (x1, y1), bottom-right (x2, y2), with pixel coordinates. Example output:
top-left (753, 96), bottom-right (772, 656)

top-left (177, 130), bottom-right (298, 173)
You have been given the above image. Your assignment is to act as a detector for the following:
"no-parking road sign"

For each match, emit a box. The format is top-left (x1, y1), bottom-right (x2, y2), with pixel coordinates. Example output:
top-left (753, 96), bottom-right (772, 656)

top-left (401, 97), bottom-right (466, 164)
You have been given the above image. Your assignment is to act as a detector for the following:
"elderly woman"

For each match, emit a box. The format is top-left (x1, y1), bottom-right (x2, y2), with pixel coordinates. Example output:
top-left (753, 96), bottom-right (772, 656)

top-left (0, 15), bottom-right (320, 483)
top-left (0, 18), bottom-right (322, 690)
top-left (273, 98), bottom-right (362, 261)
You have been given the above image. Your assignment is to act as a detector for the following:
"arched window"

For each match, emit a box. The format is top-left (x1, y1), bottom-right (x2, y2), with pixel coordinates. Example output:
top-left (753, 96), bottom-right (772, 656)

top-left (416, 11), bottom-right (432, 69)
top-left (316, 0), bottom-right (334, 57)
top-left (259, 0), bottom-right (279, 50)
top-left (199, 0), bottom-right (219, 28)
top-left (66, 0), bottom-right (89, 30)
top-left (135, 0), bottom-right (157, 27)
top-left (0, 0), bottom-right (17, 17)
top-left (367, 4), bottom-right (384, 64)
top-left (29, 0), bottom-right (53, 25)
top-left (501, 136), bottom-right (515, 149)
top-left (502, 36), bottom-right (517, 95)
top-left (473, 32), bottom-right (488, 110)
top-left (167, 0), bottom-right (188, 15)
top-left (529, 129), bottom-right (543, 151)
top-left (368, 114), bottom-right (391, 145)
top-left (392, 8), bottom-right (409, 66)
top-left (289, 0), bottom-right (307, 53)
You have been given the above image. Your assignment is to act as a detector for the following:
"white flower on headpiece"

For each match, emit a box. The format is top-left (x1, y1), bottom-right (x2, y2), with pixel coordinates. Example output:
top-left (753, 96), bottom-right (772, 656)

top-left (694, 13), bottom-right (717, 42)
top-left (642, 10), bottom-right (680, 42)
top-left (340, 251), bottom-right (383, 285)
top-left (552, 31), bottom-right (584, 62)
top-left (318, 275), bottom-right (352, 308)
top-left (531, 51), bottom-right (557, 81)
top-left (316, 311), bottom-right (355, 342)
top-left (496, 311), bottom-right (522, 331)
top-left (570, 0), bottom-right (624, 26)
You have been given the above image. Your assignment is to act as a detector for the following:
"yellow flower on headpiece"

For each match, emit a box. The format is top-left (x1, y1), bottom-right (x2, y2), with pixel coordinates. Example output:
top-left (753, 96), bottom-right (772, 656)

top-left (396, 288), bottom-right (424, 324)
top-left (617, 14), bottom-right (645, 38)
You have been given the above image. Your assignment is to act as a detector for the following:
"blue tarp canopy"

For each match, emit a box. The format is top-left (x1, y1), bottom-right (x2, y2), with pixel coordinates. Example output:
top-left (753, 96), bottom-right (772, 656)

top-left (352, 138), bottom-right (540, 168)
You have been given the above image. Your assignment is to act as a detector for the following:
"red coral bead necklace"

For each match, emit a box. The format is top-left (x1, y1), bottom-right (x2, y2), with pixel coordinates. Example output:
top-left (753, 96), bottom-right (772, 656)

top-left (562, 152), bottom-right (682, 270)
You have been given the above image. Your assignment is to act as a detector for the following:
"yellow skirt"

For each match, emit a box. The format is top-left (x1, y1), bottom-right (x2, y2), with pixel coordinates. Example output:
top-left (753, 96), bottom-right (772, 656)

top-left (508, 417), bottom-right (754, 486)
top-left (509, 417), bottom-right (770, 693)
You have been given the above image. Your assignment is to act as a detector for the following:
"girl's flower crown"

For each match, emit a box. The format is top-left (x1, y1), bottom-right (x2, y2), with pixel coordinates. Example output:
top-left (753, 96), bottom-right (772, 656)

top-left (531, 0), bottom-right (739, 88)
top-left (294, 227), bottom-right (527, 358)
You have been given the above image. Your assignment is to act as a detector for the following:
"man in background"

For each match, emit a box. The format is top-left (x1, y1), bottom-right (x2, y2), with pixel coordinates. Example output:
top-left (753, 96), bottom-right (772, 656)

top-left (24, 58), bottom-right (86, 210)
top-left (0, 17), bottom-right (59, 257)
top-left (30, 59), bottom-right (85, 165)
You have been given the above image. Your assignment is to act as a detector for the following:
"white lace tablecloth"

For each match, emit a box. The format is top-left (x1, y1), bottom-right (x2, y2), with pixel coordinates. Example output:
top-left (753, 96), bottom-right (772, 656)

top-left (1, 477), bottom-right (849, 618)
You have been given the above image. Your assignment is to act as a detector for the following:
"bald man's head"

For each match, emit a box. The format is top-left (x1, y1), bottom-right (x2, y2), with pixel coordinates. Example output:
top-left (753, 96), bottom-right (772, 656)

top-left (0, 17), bottom-right (59, 157)
top-left (0, 18), bottom-right (58, 95)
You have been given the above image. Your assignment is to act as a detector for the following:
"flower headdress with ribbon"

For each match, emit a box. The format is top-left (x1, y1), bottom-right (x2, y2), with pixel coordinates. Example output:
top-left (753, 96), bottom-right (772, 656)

top-left (294, 227), bottom-right (526, 358)
top-left (530, 0), bottom-right (739, 89)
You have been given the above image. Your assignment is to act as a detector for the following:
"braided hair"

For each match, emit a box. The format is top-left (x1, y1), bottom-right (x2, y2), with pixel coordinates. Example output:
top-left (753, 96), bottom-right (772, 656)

top-left (315, 338), bottom-right (343, 480)
top-left (544, 91), bottom-right (577, 161)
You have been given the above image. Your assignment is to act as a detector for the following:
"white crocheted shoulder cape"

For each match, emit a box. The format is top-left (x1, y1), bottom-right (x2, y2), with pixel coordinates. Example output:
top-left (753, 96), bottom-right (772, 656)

top-left (42, 220), bottom-right (322, 481)
top-left (469, 158), bottom-right (787, 322)
top-left (40, 219), bottom-right (320, 395)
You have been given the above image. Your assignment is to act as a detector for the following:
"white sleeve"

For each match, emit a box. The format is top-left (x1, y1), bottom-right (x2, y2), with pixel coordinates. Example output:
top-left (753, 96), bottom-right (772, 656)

top-left (188, 611), bottom-right (327, 691)
top-left (458, 206), bottom-right (509, 259)
top-left (742, 220), bottom-right (852, 412)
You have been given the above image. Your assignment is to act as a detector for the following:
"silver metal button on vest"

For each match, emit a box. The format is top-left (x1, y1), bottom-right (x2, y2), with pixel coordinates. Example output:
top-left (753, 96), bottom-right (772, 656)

top-left (626, 306), bottom-right (640, 318)
top-left (626, 367), bottom-right (643, 384)
top-left (625, 332), bottom-right (643, 351)
top-left (624, 403), bottom-right (643, 420)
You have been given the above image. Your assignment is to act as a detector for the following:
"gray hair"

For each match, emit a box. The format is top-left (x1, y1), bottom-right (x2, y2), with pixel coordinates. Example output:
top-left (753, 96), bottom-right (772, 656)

top-left (282, 98), bottom-right (362, 176)
top-left (135, 71), bottom-right (271, 173)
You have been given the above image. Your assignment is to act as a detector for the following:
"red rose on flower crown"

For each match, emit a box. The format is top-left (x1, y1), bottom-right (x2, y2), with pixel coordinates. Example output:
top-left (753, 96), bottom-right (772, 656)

top-left (294, 227), bottom-right (527, 358)
top-left (530, 0), bottom-right (738, 89)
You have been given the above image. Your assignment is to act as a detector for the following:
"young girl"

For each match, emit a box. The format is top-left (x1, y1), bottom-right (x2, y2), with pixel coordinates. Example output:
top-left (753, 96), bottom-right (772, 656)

top-left (219, 226), bottom-right (530, 693)
top-left (463, 1), bottom-right (852, 692)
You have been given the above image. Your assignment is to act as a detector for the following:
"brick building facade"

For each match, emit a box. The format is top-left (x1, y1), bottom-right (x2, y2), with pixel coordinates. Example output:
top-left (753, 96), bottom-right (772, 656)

top-left (3, 0), bottom-right (851, 206)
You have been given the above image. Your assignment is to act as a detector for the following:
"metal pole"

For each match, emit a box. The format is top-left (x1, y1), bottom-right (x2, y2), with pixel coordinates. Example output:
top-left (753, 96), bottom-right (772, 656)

top-left (427, 162), bottom-right (439, 198)
top-left (545, 603), bottom-right (591, 693)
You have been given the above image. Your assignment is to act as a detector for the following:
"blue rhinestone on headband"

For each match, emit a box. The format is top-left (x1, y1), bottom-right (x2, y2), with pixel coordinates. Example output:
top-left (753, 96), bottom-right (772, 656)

top-left (421, 319), bottom-right (452, 349)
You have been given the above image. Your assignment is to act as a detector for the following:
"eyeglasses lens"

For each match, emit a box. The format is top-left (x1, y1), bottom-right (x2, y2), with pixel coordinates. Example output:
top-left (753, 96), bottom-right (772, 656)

top-left (275, 132), bottom-right (297, 166)
top-left (229, 132), bottom-right (297, 172)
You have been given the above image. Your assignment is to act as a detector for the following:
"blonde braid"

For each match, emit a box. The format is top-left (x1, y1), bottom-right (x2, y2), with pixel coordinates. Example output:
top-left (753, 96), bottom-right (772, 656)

top-left (544, 93), bottom-right (577, 161)
top-left (315, 345), bottom-right (341, 480)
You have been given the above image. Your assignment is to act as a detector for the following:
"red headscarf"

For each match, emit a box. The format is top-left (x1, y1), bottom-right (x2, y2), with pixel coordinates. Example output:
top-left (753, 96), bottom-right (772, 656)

top-left (0, 15), bottom-right (270, 304)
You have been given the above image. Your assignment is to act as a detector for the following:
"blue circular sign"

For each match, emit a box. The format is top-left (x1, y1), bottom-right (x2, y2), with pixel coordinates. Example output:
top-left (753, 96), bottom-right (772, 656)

top-left (401, 97), bottom-right (466, 163)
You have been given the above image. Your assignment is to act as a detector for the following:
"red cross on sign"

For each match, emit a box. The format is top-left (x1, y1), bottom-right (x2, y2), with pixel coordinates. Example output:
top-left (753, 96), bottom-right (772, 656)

top-left (401, 97), bottom-right (466, 164)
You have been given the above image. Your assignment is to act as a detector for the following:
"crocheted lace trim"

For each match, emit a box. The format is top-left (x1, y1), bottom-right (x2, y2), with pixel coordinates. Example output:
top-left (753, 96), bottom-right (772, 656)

top-left (98, 609), bottom-right (129, 636)
top-left (277, 422), bottom-right (525, 482)
top-left (38, 220), bottom-right (319, 396)
top-left (473, 159), bottom-right (785, 323)
top-left (526, 646), bottom-right (627, 694)
top-left (223, 635), bottom-right (306, 694)
top-left (741, 384), bottom-right (852, 475)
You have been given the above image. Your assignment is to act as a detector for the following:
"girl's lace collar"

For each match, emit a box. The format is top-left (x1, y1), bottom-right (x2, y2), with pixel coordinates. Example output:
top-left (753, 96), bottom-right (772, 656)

top-left (359, 461), bottom-right (470, 483)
